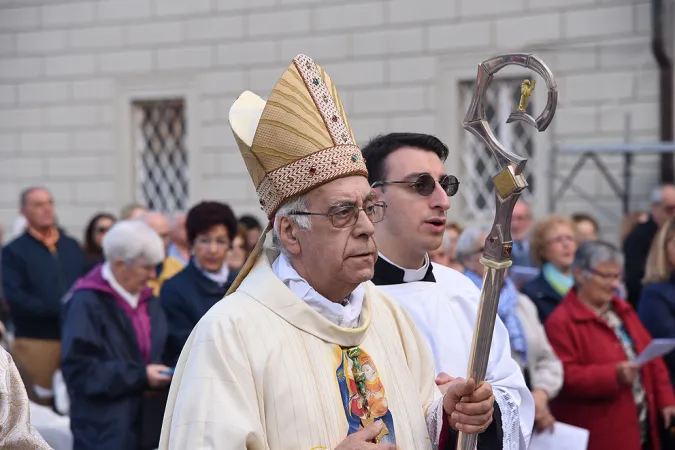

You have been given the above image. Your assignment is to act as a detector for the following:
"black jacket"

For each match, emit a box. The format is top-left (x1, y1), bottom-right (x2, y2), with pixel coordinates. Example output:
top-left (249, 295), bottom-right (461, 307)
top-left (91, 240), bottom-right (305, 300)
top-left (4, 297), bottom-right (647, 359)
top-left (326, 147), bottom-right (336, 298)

top-left (622, 217), bottom-right (658, 308)
top-left (1, 230), bottom-right (85, 339)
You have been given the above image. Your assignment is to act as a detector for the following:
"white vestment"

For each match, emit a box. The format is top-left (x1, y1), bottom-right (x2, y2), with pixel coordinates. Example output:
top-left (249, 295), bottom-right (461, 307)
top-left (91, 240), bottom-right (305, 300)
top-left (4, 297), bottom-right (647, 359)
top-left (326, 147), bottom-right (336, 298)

top-left (159, 249), bottom-right (451, 450)
top-left (375, 260), bottom-right (535, 450)
top-left (0, 347), bottom-right (52, 449)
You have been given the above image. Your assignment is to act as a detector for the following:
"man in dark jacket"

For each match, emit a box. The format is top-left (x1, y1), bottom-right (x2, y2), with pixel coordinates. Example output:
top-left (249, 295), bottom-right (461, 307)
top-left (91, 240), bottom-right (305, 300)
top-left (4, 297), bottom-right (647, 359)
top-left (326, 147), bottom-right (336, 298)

top-left (1, 187), bottom-right (85, 405)
top-left (623, 184), bottom-right (675, 308)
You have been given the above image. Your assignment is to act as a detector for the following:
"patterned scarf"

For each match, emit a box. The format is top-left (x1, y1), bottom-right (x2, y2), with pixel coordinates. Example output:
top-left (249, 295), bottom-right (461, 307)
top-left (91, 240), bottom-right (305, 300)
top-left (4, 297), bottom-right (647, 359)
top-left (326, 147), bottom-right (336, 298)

top-left (542, 262), bottom-right (574, 297)
top-left (464, 270), bottom-right (528, 364)
top-left (600, 306), bottom-right (648, 444)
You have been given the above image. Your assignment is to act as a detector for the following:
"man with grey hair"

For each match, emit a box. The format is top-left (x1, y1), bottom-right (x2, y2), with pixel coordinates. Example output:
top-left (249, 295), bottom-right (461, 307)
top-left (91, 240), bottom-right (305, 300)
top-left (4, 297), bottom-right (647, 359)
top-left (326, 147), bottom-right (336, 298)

top-left (2, 186), bottom-right (85, 406)
top-left (160, 55), bottom-right (495, 449)
top-left (61, 220), bottom-right (171, 450)
top-left (623, 183), bottom-right (675, 307)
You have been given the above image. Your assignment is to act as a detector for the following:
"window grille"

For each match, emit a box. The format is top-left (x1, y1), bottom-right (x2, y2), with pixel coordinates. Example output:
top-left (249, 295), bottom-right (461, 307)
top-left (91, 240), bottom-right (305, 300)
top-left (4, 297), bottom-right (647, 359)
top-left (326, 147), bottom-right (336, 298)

top-left (458, 79), bottom-right (536, 222)
top-left (132, 99), bottom-right (188, 213)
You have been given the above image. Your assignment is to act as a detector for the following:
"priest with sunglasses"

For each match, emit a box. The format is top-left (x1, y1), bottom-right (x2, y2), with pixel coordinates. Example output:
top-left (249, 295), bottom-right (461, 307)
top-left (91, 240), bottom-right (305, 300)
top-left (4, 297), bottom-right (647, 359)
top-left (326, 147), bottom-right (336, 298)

top-left (363, 133), bottom-right (535, 450)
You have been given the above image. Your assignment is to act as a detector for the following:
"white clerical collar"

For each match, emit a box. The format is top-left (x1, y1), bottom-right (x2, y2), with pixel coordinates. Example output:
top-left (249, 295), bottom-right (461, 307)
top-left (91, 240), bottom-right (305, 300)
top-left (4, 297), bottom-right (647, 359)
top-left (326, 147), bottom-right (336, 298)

top-left (272, 253), bottom-right (364, 328)
top-left (101, 262), bottom-right (139, 309)
top-left (377, 252), bottom-right (431, 283)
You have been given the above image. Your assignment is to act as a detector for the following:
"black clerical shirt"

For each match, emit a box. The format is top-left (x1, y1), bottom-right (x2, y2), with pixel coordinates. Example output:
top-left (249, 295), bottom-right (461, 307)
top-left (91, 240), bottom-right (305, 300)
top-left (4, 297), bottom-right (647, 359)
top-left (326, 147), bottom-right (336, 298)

top-left (371, 254), bottom-right (505, 450)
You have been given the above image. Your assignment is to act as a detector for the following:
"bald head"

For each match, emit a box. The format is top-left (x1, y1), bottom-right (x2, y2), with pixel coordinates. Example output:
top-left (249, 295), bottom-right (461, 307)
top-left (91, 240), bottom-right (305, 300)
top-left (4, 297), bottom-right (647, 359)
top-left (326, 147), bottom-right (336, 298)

top-left (511, 200), bottom-right (533, 241)
top-left (170, 212), bottom-right (188, 248)
top-left (139, 211), bottom-right (171, 251)
top-left (650, 184), bottom-right (675, 227)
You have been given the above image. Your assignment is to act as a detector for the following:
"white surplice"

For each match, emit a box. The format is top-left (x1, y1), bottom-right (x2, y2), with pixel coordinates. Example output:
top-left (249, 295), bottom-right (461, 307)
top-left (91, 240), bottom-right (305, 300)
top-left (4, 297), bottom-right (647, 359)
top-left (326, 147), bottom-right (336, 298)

top-left (159, 249), bottom-right (451, 450)
top-left (376, 259), bottom-right (535, 450)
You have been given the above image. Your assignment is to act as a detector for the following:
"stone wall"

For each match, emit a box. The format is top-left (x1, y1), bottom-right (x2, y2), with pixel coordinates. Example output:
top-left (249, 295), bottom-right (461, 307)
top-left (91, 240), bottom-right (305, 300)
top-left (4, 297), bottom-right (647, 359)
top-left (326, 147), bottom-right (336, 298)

top-left (0, 0), bottom-right (663, 243)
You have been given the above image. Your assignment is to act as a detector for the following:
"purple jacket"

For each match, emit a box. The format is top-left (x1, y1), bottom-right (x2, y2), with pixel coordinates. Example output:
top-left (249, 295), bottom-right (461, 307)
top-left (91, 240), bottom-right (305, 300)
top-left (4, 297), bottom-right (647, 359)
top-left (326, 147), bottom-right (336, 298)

top-left (72, 265), bottom-right (153, 364)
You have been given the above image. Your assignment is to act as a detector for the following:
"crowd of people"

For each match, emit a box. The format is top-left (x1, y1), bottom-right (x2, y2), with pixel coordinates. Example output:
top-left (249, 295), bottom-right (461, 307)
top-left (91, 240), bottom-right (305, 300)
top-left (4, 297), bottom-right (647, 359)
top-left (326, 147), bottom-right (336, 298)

top-left (0, 146), bottom-right (674, 450)
top-left (428, 184), bottom-right (675, 450)
top-left (0, 52), bottom-right (674, 450)
top-left (0, 189), bottom-right (263, 449)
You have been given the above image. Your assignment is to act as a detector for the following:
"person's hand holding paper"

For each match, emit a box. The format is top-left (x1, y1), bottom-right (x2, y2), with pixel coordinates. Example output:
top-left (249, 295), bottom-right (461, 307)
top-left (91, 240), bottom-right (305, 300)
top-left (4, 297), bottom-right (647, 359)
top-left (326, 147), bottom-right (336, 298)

top-left (634, 338), bottom-right (675, 366)
top-left (529, 422), bottom-right (589, 450)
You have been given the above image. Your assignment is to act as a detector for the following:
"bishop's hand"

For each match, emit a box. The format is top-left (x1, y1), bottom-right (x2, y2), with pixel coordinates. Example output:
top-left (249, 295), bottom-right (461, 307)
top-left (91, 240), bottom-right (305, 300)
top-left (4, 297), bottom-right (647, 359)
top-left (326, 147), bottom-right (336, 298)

top-left (335, 421), bottom-right (396, 450)
top-left (435, 372), bottom-right (456, 394)
top-left (443, 377), bottom-right (495, 434)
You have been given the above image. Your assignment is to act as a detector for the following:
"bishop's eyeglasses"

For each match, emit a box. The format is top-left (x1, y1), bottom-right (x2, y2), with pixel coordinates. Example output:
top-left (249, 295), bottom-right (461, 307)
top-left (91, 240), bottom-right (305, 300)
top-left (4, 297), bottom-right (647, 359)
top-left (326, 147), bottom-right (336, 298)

top-left (371, 173), bottom-right (460, 197)
top-left (289, 201), bottom-right (387, 228)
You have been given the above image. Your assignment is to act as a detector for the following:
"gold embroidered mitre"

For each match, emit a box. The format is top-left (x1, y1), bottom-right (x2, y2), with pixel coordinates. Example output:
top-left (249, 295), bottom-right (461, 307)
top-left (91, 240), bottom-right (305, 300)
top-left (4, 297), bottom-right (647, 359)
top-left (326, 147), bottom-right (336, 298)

top-left (229, 53), bottom-right (367, 219)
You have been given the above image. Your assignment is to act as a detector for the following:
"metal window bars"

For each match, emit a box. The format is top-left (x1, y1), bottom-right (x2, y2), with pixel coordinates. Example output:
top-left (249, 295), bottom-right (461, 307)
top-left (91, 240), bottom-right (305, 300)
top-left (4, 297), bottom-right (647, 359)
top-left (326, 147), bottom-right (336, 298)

top-left (132, 99), bottom-right (189, 214)
top-left (459, 79), bottom-right (536, 221)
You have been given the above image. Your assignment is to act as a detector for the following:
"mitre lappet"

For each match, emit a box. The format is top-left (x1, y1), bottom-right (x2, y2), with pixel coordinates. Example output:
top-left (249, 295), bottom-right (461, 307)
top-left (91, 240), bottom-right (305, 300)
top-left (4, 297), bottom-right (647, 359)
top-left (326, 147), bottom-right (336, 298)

top-left (227, 53), bottom-right (368, 294)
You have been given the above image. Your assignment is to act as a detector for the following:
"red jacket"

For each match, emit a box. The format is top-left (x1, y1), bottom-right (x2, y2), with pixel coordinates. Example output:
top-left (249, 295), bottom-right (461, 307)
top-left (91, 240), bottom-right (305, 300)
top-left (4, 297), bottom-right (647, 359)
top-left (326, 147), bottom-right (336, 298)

top-left (545, 289), bottom-right (675, 450)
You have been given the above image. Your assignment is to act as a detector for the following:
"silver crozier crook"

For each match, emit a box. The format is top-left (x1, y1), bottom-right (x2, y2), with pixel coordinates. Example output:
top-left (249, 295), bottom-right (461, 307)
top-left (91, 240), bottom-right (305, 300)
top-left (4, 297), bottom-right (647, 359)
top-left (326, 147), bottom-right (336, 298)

top-left (456, 54), bottom-right (558, 450)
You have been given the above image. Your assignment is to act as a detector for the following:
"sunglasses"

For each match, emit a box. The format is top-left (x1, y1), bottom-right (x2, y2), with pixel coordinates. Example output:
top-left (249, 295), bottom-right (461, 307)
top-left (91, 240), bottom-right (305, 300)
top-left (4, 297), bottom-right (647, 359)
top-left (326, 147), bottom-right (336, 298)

top-left (95, 227), bottom-right (110, 234)
top-left (372, 173), bottom-right (460, 197)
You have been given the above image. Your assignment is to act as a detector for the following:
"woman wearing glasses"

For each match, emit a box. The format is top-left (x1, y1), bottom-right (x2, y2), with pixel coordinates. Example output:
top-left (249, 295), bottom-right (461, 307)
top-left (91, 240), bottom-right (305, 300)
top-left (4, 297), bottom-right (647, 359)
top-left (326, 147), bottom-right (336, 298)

top-left (159, 201), bottom-right (238, 366)
top-left (82, 212), bottom-right (116, 273)
top-left (546, 241), bottom-right (675, 450)
top-left (521, 214), bottom-right (578, 323)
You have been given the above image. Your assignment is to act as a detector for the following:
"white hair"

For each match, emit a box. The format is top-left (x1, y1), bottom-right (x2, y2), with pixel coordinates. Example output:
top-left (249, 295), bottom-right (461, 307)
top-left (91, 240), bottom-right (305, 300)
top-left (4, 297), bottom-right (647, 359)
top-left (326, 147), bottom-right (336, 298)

top-left (456, 225), bottom-right (491, 262)
top-left (272, 194), bottom-right (311, 257)
top-left (102, 220), bottom-right (165, 266)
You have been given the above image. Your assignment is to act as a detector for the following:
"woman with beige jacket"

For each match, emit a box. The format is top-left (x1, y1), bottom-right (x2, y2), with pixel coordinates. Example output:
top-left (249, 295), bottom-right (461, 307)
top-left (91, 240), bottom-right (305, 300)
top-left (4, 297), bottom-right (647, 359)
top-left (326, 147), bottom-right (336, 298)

top-left (457, 226), bottom-right (564, 433)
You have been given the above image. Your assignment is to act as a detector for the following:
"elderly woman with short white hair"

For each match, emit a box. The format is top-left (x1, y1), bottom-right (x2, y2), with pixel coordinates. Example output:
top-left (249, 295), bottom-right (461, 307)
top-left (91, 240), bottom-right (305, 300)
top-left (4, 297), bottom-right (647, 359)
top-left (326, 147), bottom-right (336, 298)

top-left (456, 225), bottom-right (563, 434)
top-left (61, 220), bottom-right (172, 450)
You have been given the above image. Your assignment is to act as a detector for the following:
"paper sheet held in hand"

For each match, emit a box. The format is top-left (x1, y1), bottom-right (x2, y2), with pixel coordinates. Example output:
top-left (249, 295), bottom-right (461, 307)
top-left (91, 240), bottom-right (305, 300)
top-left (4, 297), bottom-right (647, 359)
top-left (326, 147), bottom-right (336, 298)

top-left (634, 339), bottom-right (675, 366)
top-left (529, 422), bottom-right (589, 450)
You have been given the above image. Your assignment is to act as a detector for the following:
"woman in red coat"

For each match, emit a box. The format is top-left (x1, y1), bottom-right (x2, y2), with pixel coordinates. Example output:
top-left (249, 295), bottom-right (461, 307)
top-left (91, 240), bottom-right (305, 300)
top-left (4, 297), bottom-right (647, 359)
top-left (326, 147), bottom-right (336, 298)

top-left (545, 240), bottom-right (675, 450)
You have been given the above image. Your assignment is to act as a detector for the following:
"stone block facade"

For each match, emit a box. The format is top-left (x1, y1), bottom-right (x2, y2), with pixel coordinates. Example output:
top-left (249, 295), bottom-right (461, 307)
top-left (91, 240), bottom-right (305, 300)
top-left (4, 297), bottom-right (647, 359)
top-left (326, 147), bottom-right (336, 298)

top-left (0, 0), bottom-right (668, 243)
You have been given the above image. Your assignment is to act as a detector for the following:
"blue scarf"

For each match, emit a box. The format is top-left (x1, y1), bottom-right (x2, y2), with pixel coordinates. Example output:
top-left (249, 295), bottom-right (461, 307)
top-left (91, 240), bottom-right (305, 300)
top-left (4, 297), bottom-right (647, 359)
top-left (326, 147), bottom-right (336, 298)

top-left (464, 269), bottom-right (528, 364)
top-left (542, 262), bottom-right (574, 297)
